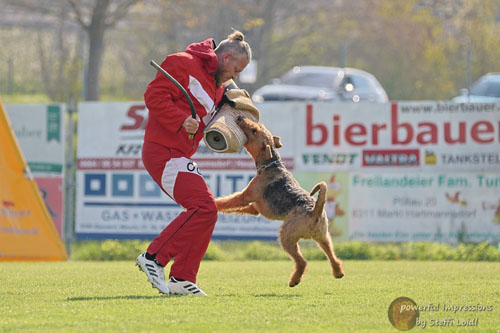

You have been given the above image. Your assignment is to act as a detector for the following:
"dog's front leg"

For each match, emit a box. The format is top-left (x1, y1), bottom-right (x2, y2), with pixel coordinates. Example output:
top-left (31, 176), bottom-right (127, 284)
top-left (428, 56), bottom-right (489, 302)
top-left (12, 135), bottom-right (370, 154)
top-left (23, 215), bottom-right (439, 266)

top-left (220, 203), bottom-right (260, 216)
top-left (215, 191), bottom-right (248, 212)
top-left (216, 179), bottom-right (257, 213)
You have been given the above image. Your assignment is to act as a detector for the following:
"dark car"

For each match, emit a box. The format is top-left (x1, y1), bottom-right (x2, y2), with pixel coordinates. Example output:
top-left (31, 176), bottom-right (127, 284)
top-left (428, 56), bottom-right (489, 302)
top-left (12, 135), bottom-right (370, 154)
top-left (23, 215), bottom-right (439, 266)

top-left (452, 73), bottom-right (500, 102)
top-left (252, 66), bottom-right (389, 103)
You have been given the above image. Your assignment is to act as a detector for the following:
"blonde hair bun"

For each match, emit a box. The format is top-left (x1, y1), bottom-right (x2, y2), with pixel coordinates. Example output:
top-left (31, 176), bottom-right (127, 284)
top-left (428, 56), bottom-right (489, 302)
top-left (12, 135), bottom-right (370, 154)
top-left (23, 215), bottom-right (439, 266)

top-left (228, 30), bottom-right (245, 41)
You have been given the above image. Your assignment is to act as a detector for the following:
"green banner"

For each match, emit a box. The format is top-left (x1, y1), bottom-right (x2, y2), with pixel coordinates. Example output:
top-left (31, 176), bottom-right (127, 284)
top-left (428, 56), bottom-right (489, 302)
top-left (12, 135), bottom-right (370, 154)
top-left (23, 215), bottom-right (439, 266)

top-left (47, 105), bottom-right (61, 142)
top-left (28, 162), bottom-right (63, 173)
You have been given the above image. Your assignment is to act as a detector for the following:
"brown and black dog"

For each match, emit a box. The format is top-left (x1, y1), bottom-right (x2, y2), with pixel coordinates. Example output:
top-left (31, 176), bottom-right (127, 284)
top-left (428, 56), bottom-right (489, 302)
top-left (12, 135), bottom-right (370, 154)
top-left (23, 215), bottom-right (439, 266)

top-left (215, 116), bottom-right (344, 287)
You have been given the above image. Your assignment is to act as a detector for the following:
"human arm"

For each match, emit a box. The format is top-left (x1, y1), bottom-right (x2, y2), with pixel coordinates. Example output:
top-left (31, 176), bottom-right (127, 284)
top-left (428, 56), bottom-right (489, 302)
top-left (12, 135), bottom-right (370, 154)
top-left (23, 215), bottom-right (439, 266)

top-left (144, 54), bottom-right (196, 135)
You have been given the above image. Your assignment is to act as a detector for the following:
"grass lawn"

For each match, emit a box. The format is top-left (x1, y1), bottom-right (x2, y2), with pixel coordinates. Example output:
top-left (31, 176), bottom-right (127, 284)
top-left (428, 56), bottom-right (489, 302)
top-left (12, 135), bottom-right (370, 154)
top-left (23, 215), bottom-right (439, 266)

top-left (0, 260), bottom-right (498, 332)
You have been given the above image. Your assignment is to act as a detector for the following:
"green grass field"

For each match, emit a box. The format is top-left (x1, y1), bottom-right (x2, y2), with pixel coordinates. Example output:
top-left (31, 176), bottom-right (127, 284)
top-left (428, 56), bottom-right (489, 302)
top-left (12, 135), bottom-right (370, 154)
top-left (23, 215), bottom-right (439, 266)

top-left (1, 260), bottom-right (498, 332)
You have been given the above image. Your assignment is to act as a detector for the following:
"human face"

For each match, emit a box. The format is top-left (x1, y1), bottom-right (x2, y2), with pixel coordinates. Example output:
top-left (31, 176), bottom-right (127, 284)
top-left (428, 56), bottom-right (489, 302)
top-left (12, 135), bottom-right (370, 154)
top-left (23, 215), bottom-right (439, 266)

top-left (215, 53), bottom-right (249, 87)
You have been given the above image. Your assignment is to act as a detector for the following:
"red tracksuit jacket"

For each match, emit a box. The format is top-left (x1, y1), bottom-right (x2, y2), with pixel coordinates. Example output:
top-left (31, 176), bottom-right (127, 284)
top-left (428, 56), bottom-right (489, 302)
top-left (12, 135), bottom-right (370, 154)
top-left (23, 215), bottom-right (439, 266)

top-left (144, 38), bottom-right (226, 156)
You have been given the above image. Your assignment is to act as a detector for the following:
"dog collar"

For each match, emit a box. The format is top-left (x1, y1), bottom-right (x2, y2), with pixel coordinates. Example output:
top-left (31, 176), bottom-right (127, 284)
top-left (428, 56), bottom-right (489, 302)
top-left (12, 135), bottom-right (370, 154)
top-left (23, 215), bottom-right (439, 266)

top-left (257, 159), bottom-right (282, 173)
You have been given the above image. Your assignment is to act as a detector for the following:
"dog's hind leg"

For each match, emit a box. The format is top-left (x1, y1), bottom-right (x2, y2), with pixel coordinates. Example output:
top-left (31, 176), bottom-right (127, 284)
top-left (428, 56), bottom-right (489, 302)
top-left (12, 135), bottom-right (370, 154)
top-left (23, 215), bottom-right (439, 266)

top-left (279, 223), bottom-right (307, 287)
top-left (314, 231), bottom-right (344, 279)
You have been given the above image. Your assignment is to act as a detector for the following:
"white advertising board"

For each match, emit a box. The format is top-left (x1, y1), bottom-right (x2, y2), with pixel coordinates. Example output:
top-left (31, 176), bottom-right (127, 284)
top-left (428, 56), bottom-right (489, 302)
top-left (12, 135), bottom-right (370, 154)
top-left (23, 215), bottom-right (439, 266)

top-left (348, 172), bottom-right (500, 243)
top-left (75, 102), bottom-right (285, 239)
top-left (75, 101), bottom-right (500, 243)
top-left (6, 104), bottom-right (65, 173)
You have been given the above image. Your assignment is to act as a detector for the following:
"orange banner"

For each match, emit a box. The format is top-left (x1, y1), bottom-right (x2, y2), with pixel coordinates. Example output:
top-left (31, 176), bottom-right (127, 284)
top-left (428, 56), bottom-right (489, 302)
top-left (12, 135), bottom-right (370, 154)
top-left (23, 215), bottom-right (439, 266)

top-left (0, 98), bottom-right (67, 261)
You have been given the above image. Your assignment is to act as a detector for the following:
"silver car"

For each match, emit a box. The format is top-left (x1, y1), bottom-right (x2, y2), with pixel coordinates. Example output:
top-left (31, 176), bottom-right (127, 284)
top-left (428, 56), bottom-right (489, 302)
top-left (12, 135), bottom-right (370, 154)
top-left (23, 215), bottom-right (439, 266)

top-left (452, 73), bottom-right (500, 103)
top-left (252, 66), bottom-right (389, 103)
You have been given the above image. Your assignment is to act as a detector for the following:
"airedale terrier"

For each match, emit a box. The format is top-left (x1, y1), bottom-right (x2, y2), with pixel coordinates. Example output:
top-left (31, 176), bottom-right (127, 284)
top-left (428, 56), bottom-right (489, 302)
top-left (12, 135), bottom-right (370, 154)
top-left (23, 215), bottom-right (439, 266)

top-left (216, 116), bottom-right (344, 287)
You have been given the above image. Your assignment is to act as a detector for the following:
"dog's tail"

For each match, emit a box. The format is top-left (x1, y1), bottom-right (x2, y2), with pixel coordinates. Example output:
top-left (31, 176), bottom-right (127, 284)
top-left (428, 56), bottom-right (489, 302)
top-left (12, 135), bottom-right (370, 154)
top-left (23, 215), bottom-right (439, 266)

top-left (310, 181), bottom-right (327, 218)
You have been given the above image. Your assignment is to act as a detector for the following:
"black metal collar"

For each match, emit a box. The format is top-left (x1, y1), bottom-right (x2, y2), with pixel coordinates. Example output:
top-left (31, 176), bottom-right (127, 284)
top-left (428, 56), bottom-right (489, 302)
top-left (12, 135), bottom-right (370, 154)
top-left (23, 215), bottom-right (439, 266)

top-left (257, 154), bottom-right (283, 173)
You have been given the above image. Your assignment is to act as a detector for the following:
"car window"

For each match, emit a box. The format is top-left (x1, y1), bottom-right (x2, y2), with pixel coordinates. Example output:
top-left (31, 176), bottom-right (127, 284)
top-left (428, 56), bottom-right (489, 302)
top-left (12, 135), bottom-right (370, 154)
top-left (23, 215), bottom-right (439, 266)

top-left (470, 77), bottom-right (500, 97)
top-left (345, 75), bottom-right (373, 90)
top-left (281, 72), bottom-right (336, 88)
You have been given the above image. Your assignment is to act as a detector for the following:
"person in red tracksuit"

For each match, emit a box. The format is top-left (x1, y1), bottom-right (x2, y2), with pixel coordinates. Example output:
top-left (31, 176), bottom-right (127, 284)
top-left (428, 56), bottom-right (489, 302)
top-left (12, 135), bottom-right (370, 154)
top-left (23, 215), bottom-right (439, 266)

top-left (136, 30), bottom-right (252, 296)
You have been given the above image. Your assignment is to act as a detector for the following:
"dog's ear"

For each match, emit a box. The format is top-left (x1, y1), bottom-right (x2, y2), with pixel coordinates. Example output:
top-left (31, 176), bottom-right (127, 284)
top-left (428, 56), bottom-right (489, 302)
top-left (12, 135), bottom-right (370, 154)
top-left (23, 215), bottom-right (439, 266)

top-left (263, 144), bottom-right (273, 160)
top-left (273, 136), bottom-right (282, 148)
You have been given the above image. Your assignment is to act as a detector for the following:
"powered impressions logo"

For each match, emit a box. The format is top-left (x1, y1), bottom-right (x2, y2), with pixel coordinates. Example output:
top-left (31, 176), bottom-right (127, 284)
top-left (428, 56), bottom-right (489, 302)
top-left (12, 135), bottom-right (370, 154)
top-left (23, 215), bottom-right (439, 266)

top-left (388, 297), bottom-right (493, 330)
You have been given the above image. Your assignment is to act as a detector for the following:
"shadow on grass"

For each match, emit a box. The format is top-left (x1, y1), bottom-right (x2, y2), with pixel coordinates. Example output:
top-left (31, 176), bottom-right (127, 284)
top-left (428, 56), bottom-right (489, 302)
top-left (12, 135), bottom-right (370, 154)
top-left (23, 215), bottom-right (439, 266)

top-left (254, 293), bottom-right (302, 298)
top-left (67, 295), bottom-right (165, 301)
top-left (68, 294), bottom-right (302, 301)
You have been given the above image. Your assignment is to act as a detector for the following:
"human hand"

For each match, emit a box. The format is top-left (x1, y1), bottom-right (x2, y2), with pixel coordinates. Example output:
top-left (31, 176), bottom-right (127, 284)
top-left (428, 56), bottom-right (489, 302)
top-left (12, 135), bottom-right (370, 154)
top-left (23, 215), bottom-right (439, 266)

top-left (183, 115), bottom-right (200, 135)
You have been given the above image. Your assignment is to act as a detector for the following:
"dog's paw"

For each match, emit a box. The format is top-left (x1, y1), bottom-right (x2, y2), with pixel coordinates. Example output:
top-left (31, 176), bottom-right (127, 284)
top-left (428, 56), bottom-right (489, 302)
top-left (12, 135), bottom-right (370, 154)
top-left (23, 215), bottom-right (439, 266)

top-left (333, 264), bottom-right (345, 279)
top-left (288, 274), bottom-right (302, 287)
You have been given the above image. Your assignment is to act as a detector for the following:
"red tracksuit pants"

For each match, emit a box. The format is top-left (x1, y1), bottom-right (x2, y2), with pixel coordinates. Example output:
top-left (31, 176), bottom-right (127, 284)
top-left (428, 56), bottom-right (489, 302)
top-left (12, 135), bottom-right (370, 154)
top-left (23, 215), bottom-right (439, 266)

top-left (141, 140), bottom-right (217, 283)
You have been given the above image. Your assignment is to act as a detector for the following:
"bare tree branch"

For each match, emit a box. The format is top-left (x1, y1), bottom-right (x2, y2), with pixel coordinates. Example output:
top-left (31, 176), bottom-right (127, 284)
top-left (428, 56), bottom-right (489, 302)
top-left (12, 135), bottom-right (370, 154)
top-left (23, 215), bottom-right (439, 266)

top-left (66, 0), bottom-right (89, 31)
top-left (106, 0), bottom-right (141, 28)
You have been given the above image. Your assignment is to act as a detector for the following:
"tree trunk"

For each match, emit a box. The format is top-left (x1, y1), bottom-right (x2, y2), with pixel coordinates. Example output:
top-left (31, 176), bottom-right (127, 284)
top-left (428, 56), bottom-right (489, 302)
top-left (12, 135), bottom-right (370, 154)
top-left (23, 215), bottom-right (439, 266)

top-left (37, 32), bottom-right (56, 100)
top-left (255, 0), bottom-right (275, 88)
top-left (56, 5), bottom-right (68, 101)
top-left (85, 0), bottom-right (110, 101)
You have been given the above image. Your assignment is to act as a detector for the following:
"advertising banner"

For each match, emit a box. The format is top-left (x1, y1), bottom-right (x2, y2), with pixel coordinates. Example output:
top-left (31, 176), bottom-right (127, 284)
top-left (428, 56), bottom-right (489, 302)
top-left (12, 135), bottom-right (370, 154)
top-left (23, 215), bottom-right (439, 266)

top-left (75, 102), bottom-right (288, 239)
top-left (348, 172), bottom-right (500, 243)
top-left (0, 100), bottom-right (67, 261)
top-left (6, 104), bottom-right (65, 236)
top-left (259, 102), bottom-right (500, 243)
top-left (260, 102), bottom-right (500, 172)
top-left (75, 101), bottom-right (500, 243)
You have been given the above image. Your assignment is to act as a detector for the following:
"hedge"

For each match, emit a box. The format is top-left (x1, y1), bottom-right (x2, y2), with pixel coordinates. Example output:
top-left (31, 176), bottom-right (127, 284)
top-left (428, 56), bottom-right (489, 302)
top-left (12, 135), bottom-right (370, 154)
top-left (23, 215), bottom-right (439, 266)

top-left (70, 240), bottom-right (500, 262)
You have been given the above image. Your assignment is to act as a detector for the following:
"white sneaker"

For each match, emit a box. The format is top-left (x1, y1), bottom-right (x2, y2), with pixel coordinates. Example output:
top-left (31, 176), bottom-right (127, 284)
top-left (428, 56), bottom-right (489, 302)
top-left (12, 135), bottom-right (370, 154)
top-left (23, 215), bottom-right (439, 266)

top-left (168, 277), bottom-right (207, 296)
top-left (135, 252), bottom-right (169, 294)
